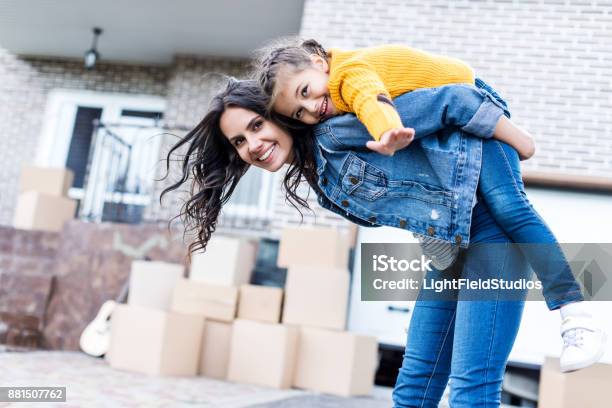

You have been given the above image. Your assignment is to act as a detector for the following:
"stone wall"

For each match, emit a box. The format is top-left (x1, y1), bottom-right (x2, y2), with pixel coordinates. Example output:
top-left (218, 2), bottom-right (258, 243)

top-left (0, 220), bottom-right (190, 350)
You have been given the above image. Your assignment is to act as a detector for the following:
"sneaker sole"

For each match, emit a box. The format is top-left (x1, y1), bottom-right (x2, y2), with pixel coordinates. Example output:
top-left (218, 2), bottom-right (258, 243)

top-left (560, 331), bottom-right (607, 373)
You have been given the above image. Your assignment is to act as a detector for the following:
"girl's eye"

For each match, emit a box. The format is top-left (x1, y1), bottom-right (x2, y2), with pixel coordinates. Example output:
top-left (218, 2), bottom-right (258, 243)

top-left (301, 85), bottom-right (308, 97)
top-left (234, 138), bottom-right (244, 147)
top-left (295, 108), bottom-right (303, 119)
top-left (253, 120), bottom-right (263, 131)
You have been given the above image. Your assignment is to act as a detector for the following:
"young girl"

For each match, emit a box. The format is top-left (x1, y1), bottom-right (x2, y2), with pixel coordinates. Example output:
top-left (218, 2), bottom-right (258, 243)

top-left (256, 39), bottom-right (534, 158)
top-left (254, 38), bottom-right (606, 372)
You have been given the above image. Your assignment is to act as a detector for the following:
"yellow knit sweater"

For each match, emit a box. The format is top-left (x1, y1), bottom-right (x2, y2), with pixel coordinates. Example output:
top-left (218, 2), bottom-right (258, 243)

top-left (327, 45), bottom-right (475, 140)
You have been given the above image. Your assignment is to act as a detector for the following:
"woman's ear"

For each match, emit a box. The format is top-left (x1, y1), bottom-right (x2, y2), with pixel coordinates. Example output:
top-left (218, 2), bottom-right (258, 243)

top-left (309, 54), bottom-right (330, 73)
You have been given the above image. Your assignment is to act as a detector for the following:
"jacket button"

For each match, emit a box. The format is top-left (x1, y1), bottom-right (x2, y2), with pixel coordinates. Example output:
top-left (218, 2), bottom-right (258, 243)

top-left (399, 219), bottom-right (407, 228)
top-left (427, 226), bottom-right (435, 236)
top-left (321, 177), bottom-right (328, 186)
top-left (349, 176), bottom-right (359, 185)
top-left (369, 216), bottom-right (377, 223)
top-left (455, 235), bottom-right (462, 244)
top-left (341, 200), bottom-right (349, 207)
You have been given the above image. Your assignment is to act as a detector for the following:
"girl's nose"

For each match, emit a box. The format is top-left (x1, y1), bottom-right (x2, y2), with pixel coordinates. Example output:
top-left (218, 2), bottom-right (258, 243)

top-left (306, 99), bottom-right (318, 114)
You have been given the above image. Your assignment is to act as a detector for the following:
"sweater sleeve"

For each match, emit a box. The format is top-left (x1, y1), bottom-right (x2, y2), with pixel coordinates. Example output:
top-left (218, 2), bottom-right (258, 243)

top-left (333, 62), bottom-right (404, 141)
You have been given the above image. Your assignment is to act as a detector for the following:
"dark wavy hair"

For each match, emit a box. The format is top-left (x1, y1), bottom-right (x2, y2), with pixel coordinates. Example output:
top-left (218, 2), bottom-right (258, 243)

top-left (160, 78), bottom-right (318, 254)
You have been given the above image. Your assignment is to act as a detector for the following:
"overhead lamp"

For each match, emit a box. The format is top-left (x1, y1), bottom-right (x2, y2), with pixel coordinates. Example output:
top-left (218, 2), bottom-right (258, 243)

top-left (84, 27), bottom-right (103, 70)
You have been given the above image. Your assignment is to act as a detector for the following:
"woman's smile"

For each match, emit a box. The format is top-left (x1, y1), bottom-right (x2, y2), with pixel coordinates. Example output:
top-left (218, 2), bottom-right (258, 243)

top-left (256, 143), bottom-right (276, 162)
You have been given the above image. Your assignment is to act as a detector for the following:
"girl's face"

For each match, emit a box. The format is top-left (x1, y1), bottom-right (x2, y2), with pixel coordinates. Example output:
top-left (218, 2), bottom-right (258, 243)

top-left (272, 55), bottom-right (340, 125)
top-left (220, 107), bottom-right (294, 172)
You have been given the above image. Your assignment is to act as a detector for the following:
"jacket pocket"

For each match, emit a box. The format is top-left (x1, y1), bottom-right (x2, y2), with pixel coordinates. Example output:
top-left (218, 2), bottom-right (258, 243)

top-left (340, 153), bottom-right (387, 201)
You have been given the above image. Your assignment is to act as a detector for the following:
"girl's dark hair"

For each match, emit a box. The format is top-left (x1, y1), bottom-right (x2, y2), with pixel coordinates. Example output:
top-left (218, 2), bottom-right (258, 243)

top-left (160, 78), bottom-right (318, 254)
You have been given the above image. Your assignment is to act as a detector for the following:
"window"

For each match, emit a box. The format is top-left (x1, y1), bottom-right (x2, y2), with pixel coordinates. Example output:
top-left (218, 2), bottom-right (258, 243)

top-left (36, 90), bottom-right (166, 223)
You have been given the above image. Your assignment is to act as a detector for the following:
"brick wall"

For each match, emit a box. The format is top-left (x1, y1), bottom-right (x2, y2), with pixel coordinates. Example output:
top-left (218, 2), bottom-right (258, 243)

top-left (266, 0), bottom-right (612, 237)
top-left (299, 0), bottom-right (612, 176)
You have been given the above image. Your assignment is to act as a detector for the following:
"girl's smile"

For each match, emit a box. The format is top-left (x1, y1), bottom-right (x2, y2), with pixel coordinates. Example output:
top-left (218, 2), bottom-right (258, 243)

top-left (273, 55), bottom-right (340, 124)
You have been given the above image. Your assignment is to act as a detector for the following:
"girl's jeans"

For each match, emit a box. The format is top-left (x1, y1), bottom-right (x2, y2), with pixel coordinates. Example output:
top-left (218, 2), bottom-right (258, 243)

top-left (393, 198), bottom-right (531, 407)
top-left (478, 140), bottom-right (584, 310)
top-left (476, 77), bottom-right (583, 310)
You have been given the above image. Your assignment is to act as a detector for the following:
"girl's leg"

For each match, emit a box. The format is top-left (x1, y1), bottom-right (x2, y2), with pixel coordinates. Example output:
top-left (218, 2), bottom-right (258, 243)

top-left (478, 140), bottom-right (606, 372)
top-left (478, 139), bottom-right (584, 310)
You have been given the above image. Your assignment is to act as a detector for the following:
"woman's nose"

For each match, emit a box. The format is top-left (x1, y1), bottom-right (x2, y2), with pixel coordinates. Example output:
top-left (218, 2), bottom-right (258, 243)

top-left (247, 137), bottom-right (264, 155)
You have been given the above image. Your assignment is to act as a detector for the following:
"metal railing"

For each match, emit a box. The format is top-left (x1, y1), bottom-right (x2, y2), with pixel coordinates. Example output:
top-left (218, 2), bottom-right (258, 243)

top-left (79, 119), bottom-right (165, 224)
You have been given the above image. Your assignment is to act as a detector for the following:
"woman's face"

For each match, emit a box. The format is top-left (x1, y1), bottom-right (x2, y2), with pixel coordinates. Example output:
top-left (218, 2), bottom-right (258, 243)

top-left (220, 106), bottom-right (294, 172)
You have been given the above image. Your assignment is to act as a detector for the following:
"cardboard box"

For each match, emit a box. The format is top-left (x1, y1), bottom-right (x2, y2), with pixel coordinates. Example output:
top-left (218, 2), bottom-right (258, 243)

top-left (227, 319), bottom-right (298, 389)
top-left (19, 166), bottom-right (74, 197)
top-left (189, 236), bottom-right (257, 286)
top-left (277, 227), bottom-right (350, 268)
top-left (106, 304), bottom-right (204, 376)
top-left (199, 320), bottom-right (233, 379)
top-left (128, 261), bottom-right (184, 310)
top-left (237, 284), bottom-right (283, 323)
top-left (282, 265), bottom-right (349, 330)
top-left (171, 278), bottom-right (238, 322)
top-left (293, 327), bottom-right (378, 396)
top-left (538, 357), bottom-right (612, 408)
top-left (12, 191), bottom-right (77, 232)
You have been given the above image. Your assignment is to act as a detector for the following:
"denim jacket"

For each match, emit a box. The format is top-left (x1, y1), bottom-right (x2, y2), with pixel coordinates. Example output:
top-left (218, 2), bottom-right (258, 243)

top-left (312, 84), bottom-right (508, 248)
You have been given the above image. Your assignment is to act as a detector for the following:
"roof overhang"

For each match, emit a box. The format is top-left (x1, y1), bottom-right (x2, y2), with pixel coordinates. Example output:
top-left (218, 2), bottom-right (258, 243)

top-left (0, 0), bottom-right (305, 64)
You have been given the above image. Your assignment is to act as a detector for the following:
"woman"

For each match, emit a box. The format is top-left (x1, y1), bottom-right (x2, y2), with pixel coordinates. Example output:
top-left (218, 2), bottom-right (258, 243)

top-left (161, 79), bottom-right (532, 407)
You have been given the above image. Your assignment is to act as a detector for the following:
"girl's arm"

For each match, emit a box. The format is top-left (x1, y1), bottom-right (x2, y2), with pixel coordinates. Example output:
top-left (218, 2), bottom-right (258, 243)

top-left (331, 61), bottom-right (404, 141)
top-left (324, 84), bottom-right (507, 149)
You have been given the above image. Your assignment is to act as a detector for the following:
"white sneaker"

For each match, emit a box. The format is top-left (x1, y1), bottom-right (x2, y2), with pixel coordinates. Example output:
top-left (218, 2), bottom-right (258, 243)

top-left (560, 316), bottom-right (607, 373)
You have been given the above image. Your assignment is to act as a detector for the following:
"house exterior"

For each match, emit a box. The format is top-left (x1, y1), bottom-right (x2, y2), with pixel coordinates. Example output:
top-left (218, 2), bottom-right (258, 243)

top-left (0, 0), bottom-right (610, 240)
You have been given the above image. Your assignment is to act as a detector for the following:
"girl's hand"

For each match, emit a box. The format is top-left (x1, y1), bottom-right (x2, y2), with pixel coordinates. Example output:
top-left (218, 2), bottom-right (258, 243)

top-left (366, 127), bottom-right (415, 156)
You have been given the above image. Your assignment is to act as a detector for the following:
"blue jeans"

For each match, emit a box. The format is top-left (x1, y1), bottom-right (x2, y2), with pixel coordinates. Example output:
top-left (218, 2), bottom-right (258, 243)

top-left (479, 139), bottom-right (584, 310)
top-left (393, 199), bottom-right (531, 407)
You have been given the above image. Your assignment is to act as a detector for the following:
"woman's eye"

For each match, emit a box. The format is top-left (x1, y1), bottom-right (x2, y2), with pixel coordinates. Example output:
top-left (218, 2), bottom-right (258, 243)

top-left (295, 109), bottom-right (303, 119)
top-left (301, 85), bottom-right (308, 97)
top-left (253, 120), bottom-right (263, 131)
top-left (234, 138), bottom-right (243, 147)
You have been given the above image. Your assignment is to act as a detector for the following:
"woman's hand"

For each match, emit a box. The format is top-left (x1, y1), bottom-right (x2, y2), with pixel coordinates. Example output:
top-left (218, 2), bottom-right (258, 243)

top-left (366, 127), bottom-right (415, 156)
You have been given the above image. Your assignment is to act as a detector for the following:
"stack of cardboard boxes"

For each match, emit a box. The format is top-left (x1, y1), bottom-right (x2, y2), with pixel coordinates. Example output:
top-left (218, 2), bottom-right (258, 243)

top-left (105, 227), bottom-right (378, 397)
top-left (105, 260), bottom-right (204, 376)
top-left (277, 227), bottom-right (379, 397)
top-left (106, 236), bottom-right (259, 377)
top-left (13, 166), bottom-right (77, 232)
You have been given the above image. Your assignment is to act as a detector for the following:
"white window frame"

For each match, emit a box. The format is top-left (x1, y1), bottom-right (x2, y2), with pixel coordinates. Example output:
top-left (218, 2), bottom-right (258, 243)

top-left (36, 90), bottom-right (166, 219)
